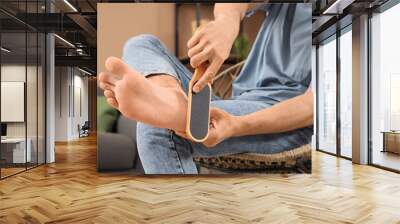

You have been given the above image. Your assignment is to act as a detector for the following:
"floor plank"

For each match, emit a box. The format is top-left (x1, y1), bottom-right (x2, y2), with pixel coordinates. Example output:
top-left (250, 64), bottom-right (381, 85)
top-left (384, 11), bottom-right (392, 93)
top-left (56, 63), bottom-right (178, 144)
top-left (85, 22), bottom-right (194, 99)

top-left (0, 135), bottom-right (400, 223)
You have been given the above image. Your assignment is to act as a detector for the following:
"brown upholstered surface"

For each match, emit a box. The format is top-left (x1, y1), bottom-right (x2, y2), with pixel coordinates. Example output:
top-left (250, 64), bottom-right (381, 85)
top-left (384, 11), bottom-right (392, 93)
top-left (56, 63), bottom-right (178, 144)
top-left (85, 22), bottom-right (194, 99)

top-left (194, 145), bottom-right (312, 173)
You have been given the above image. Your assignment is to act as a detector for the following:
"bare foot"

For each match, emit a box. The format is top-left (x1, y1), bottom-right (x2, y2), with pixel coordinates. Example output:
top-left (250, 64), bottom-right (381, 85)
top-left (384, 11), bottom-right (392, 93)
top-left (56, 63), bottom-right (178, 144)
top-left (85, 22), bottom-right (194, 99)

top-left (98, 56), bottom-right (187, 132)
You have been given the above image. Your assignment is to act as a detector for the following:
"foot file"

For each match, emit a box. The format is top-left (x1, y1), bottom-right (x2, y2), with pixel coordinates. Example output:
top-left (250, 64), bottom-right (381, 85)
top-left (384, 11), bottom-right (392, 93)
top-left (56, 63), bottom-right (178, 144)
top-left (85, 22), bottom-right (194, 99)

top-left (186, 65), bottom-right (212, 142)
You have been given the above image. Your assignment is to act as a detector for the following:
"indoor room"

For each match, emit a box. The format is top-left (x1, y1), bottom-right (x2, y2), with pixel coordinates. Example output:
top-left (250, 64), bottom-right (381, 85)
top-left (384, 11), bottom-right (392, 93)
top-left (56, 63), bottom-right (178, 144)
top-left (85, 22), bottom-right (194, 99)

top-left (0, 0), bottom-right (399, 223)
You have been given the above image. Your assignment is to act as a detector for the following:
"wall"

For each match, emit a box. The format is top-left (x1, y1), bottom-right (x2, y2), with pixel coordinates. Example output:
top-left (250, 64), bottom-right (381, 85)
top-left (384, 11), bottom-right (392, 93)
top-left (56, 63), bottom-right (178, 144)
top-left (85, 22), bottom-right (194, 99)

top-left (72, 73), bottom-right (89, 138)
top-left (1, 65), bottom-right (25, 138)
top-left (55, 67), bottom-right (67, 141)
top-left (97, 3), bottom-right (175, 73)
top-left (177, 4), bottom-right (214, 58)
top-left (1, 65), bottom-right (38, 138)
top-left (55, 67), bottom-right (89, 141)
top-left (98, 3), bottom-right (266, 69)
top-left (1, 63), bottom-right (46, 165)
top-left (88, 77), bottom-right (97, 131)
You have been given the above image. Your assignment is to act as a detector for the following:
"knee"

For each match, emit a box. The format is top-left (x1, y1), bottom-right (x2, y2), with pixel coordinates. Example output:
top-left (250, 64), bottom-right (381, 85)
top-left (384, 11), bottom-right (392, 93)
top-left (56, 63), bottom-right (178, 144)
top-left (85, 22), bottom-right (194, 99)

top-left (123, 34), bottom-right (162, 56)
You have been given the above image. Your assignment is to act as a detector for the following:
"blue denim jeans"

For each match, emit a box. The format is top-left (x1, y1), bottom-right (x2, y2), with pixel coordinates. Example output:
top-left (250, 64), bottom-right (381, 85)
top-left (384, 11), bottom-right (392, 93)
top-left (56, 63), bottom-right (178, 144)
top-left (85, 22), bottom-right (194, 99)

top-left (122, 34), bottom-right (312, 174)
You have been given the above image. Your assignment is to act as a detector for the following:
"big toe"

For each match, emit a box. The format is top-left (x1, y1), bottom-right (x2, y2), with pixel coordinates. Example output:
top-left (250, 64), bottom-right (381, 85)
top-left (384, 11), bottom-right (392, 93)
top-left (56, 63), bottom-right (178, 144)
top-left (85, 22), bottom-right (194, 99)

top-left (105, 56), bottom-right (130, 76)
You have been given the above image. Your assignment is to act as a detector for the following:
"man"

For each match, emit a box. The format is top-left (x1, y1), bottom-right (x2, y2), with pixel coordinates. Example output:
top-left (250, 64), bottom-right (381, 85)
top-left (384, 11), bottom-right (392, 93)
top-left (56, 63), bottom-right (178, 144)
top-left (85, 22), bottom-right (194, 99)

top-left (98, 3), bottom-right (314, 174)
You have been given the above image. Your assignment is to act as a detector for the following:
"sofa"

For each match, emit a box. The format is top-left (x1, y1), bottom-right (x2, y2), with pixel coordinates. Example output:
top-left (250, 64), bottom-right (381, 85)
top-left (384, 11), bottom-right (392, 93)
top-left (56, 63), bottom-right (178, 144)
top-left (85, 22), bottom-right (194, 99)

top-left (97, 95), bottom-right (143, 173)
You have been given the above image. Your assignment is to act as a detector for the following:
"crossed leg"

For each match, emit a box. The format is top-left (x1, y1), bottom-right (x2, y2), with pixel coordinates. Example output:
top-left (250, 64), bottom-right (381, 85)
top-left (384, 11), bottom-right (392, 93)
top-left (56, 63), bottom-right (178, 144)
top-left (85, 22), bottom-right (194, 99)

top-left (98, 56), bottom-right (188, 132)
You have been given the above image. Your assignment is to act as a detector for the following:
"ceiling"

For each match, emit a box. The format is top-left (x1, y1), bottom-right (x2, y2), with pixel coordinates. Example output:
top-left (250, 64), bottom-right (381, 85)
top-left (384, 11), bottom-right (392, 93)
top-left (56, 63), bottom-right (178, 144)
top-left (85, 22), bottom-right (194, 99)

top-left (0, 0), bottom-right (393, 73)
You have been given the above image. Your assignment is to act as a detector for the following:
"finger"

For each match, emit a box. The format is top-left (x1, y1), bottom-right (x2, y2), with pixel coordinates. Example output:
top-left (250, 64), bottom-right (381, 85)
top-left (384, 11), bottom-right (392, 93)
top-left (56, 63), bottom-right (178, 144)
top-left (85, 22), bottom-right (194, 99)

top-left (203, 131), bottom-right (217, 148)
top-left (105, 56), bottom-right (129, 78)
top-left (193, 73), bottom-right (212, 93)
top-left (175, 130), bottom-right (185, 136)
top-left (203, 141), bottom-right (215, 148)
top-left (187, 29), bottom-right (204, 48)
top-left (188, 39), bottom-right (207, 58)
top-left (190, 47), bottom-right (211, 68)
top-left (104, 90), bottom-right (115, 99)
top-left (193, 58), bottom-right (222, 93)
top-left (106, 97), bottom-right (119, 109)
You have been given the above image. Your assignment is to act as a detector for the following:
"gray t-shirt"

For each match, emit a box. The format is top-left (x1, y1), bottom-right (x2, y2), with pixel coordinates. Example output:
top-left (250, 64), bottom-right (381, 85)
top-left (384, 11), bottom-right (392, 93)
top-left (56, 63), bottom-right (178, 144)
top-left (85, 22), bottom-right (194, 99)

top-left (232, 3), bottom-right (312, 104)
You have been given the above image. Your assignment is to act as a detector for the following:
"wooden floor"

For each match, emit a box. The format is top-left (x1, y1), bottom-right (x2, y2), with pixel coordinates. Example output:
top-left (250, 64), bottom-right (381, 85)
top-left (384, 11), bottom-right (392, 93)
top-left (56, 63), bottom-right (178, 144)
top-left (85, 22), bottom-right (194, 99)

top-left (1, 135), bottom-right (400, 224)
top-left (1, 167), bottom-right (26, 178)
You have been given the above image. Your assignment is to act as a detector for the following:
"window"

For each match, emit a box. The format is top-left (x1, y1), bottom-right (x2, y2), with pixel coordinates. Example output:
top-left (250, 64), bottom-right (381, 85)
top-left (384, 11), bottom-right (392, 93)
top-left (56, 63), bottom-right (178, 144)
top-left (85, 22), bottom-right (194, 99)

top-left (371, 2), bottom-right (400, 171)
top-left (317, 36), bottom-right (337, 154)
top-left (339, 28), bottom-right (352, 158)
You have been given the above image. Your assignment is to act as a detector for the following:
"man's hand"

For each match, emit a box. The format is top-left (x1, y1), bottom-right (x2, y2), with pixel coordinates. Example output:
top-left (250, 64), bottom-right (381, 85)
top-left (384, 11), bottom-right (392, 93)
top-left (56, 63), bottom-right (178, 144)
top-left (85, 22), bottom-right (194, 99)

top-left (174, 108), bottom-right (238, 148)
top-left (203, 108), bottom-right (239, 148)
top-left (187, 16), bottom-right (240, 93)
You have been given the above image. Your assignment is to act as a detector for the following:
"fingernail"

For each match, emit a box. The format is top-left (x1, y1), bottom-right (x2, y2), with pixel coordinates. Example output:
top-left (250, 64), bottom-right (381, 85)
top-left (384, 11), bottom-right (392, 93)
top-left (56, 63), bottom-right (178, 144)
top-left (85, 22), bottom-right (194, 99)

top-left (193, 86), bottom-right (199, 92)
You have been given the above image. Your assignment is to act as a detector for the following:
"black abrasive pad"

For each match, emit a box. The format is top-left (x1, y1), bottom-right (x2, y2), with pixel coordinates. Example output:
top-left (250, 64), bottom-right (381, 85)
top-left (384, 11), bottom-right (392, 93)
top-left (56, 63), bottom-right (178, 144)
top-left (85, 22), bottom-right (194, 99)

top-left (186, 66), bottom-right (211, 142)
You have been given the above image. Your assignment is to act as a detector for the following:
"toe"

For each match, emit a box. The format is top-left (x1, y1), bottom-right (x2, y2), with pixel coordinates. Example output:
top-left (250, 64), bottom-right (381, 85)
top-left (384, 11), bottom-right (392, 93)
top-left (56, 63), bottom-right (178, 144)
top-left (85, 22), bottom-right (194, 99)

top-left (106, 97), bottom-right (119, 109)
top-left (99, 71), bottom-right (119, 85)
top-left (99, 81), bottom-right (114, 91)
top-left (104, 90), bottom-right (115, 98)
top-left (105, 56), bottom-right (130, 76)
top-left (98, 72), bottom-right (106, 82)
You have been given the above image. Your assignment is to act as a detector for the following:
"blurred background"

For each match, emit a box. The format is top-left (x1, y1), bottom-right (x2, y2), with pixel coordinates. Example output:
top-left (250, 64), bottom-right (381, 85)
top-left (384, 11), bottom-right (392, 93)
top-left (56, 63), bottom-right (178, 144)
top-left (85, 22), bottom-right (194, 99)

top-left (97, 3), bottom-right (265, 73)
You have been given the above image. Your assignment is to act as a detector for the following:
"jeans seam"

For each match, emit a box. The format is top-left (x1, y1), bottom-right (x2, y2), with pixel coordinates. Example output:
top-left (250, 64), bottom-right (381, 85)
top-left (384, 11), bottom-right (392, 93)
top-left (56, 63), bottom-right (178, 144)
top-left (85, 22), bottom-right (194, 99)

top-left (168, 130), bottom-right (185, 174)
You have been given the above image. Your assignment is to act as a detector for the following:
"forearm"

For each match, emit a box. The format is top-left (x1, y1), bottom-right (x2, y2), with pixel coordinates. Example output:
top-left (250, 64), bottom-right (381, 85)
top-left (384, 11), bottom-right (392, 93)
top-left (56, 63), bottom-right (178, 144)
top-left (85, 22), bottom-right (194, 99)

top-left (233, 89), bottom-right (314, 136)
top-left (214, 3), bottom-right (249, 36)
top-left (214, 3), bottom-right (249, 21)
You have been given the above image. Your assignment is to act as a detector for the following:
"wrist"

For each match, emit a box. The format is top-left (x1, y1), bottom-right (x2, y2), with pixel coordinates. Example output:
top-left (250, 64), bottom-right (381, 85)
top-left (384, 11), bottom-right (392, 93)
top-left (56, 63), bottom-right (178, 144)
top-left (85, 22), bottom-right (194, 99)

top-left (215, 13), bottom-right (240, 36)
top-left (230, 115), bottom-right (247, 137)
top-left (215, 12), bottom-right (240, 22)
